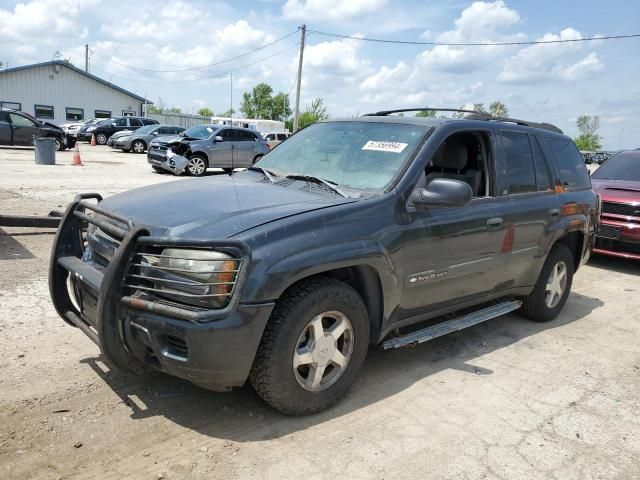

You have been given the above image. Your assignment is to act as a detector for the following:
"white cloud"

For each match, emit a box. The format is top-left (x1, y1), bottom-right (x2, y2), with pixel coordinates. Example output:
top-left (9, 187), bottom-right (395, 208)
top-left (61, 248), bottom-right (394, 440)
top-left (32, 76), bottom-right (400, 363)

top-left (282, 0), bottom-right (386, 22)
top-left (498, 28), bottom-right (603, 83)
top-left (360, 61), bottom-right (409, 90)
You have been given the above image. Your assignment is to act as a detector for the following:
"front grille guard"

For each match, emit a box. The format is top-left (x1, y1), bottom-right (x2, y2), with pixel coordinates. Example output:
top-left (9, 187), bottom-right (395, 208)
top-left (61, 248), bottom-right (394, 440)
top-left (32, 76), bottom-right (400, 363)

top-left (50, 193), bottom-right (251, 328)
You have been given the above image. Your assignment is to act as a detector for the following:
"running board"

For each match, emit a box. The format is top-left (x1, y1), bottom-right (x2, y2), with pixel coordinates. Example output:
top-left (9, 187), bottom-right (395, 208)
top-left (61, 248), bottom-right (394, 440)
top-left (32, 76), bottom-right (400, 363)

top-left (382, 300), bottom-right (523, 349)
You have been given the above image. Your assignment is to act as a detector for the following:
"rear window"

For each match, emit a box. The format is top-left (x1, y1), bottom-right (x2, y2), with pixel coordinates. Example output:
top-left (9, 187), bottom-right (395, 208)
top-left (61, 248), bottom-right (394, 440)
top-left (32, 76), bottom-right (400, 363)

top-left (544, 137), bottom-right (591, 189)
top-left (498, 131), bottom-right (536, 195)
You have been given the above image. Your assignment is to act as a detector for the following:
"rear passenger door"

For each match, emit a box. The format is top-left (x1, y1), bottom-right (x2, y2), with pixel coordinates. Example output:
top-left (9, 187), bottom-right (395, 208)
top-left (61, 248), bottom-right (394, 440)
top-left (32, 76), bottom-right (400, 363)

top-left (234, 130), bottom-right (257, 167)
top-left (209, 128), bottom-right (234, 168)
top-left (495, 131), bottom-right (563, 286)
top-left (0, 111), bottom-right (13, 144)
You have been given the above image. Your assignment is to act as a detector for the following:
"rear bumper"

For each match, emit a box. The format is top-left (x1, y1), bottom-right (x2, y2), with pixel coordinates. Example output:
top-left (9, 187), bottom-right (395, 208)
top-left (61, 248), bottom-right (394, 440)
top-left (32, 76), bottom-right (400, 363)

top-left (49, 195), bottom-right (271, 390)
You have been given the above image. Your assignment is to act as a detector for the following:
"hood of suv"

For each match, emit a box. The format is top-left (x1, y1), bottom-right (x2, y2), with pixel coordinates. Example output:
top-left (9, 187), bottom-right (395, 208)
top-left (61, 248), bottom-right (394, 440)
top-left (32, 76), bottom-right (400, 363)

top-left (150, 134), bottom-right (182, 146)
top-left (99, 174), bottom-right (355, 238)
top-left (592, 179), bottom-right (640, 204)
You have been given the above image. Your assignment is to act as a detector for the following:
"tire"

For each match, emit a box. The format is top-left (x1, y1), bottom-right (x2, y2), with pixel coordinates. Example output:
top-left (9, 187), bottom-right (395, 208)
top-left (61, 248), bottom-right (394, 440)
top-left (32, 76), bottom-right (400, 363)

top-left (185, 154), bottom-right (208, 176)
top-left (131, 140), bottom-right (146, 154)
top-left (96, 133), bottom-right (108, 145)
top-left (53, 137), bottom-right (63, 151)
top-left (152, 166), bottom-right (167, 174)
top-left (519, 244), bottom-right (574, 322)
top-left (250, 277), bottom-right (370, 416)
top-left (252, 154), bottom-right (263, 165)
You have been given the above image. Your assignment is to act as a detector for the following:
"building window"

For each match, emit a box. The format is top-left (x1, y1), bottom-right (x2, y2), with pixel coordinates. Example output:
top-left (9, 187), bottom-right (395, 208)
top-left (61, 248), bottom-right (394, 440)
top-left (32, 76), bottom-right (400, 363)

top-left (66, 107), bottom-right (84, 121)
top-left (95, 110), bottom-right (111, 119)
top-left (34, 104), bottom-right (54, 119)
top-left (1, 101), bottom-right (21, 111)
top-left (122, 110), bottom-right (135, 117)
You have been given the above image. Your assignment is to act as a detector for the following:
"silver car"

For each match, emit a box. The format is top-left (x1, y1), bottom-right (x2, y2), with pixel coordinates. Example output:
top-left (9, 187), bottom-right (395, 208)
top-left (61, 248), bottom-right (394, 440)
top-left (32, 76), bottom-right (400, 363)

top-left (111, 124), bottom-right (185, 153)
top-left (147, 125), bottom-right (270, 176)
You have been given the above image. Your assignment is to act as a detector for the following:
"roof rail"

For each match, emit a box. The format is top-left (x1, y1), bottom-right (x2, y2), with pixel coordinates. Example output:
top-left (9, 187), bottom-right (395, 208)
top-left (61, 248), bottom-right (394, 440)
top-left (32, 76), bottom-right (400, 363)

top-left (363, 107), bottom-right (563, 134)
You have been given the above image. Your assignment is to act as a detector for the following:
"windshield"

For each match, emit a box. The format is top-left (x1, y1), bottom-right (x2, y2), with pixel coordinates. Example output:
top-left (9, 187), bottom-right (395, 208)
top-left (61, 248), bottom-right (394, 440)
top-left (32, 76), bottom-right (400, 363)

top-left (135, 125), bottom-right (157, 134)
top-left (256, 121), bottom-right (427, 190)
top-left (592, 152), bottom-right (640, 182)
top-left (183, 125), bottom-right (216, 139)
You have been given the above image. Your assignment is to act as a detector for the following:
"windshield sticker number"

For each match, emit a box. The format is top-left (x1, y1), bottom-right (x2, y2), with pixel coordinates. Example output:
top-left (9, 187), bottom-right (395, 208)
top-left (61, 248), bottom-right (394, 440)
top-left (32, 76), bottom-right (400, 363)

top-left (362, 140), bottom-right (408, 154)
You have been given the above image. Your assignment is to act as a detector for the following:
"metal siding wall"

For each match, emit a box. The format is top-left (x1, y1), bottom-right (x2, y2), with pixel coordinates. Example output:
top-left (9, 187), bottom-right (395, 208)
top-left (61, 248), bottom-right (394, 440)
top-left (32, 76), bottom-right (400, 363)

top-left (0, 64), bottom-right (144, 124)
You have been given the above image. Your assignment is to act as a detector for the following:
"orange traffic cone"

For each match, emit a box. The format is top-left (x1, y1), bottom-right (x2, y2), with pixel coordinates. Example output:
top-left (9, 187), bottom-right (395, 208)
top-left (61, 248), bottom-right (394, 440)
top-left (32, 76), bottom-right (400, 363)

top-left (90, 134), bottom-right (97, 146)
top-left (72, 144), bottom-right (83, 166)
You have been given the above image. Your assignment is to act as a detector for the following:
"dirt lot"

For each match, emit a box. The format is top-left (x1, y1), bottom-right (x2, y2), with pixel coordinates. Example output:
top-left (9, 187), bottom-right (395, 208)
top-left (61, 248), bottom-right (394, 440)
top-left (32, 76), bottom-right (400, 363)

top-left (1, 146), bottom-right (639, 480)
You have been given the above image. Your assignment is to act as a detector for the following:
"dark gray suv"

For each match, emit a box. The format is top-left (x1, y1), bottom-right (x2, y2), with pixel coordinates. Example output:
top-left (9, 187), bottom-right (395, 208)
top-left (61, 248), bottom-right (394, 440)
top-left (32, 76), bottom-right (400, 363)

top-left (147, 125), bottom-right (270, 176)
top-left (50, 108), bottom-right (598, 415)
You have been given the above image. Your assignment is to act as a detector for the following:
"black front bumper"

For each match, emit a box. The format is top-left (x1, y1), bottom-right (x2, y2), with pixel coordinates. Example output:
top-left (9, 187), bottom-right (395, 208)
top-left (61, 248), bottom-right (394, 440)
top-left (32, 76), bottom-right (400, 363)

top-left (49, 195), bottom-right (273, 391)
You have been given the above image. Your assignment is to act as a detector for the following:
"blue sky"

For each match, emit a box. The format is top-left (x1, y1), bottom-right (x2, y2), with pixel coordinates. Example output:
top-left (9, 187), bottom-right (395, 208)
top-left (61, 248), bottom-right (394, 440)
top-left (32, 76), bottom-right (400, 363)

top-left (1, 0), bottom-right (639, 148)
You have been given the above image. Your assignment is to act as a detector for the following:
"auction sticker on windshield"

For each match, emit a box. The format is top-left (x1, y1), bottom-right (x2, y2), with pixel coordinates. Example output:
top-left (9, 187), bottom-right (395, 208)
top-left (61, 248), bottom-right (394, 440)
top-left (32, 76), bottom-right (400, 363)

top-left (362, 140), bottom-right (408, 154)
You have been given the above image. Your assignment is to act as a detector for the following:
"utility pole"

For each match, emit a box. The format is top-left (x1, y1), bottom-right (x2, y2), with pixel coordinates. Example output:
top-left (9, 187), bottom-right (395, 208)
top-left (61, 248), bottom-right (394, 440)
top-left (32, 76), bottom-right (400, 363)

top-left (293, 24), bottom-right (306, 132)
top-left (230, 72), bottom-right (233, 122)
top-left (85, 44), bottom-right (89, 72)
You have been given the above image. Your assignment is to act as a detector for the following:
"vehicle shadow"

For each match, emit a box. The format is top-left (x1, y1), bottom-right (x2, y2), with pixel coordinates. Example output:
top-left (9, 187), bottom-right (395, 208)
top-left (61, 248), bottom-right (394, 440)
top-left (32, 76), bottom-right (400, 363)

top-left (0, 228), bottom-right (36, 260)
top-left (588, 254), bottom-right (640, 276)
top-left (81, 291), bottom-right (604, 442)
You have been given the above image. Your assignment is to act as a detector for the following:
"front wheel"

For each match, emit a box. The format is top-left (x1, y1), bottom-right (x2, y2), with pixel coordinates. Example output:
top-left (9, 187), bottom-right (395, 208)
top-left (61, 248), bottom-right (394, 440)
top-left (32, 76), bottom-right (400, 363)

top-left (519, 244), bottom-right (574, 322)
top-left (53, 137), bottom-right (63, 151)
top-left (131, 140), bottom-right (146, 154)
top-left (96, 133), bottom-right (108, 145)
top-left (185, 155), bottom-right (208, 176)
top-left (250, 277), bottom-right (370, 415)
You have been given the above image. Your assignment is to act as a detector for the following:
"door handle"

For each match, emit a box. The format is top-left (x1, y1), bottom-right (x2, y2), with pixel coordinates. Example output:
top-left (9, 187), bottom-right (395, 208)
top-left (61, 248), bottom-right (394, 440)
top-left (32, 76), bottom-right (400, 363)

top-left (487, 217), bottom-right (504, 228)
top-left (549, 208), bottom-right (561, 218)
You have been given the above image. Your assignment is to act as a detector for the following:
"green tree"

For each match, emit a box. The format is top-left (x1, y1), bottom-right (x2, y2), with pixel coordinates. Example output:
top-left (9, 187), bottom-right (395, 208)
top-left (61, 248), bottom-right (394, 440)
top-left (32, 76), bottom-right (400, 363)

top-left (473, 103), bottom-right (487, 114)
top-left (272, 92), bottom-right (292, 122)
top-left (240, 83), bottom-right (273, 119)
top-left (147, 104), bottom-right (162, 114)
top-left (298, 98), bottom-right (329, 130)
top-left (489, 101), bottom-right (508, 117)
top-left (220, 108), bottom-right (236, 118)
top-left (416, 110), bottom-right (436, 118)
top-left (451, 106), bottom-right (467, 119)
top-left (574, 115), bottom-right (602, 151)
top-left (197, 107), bottom-right (214, 117)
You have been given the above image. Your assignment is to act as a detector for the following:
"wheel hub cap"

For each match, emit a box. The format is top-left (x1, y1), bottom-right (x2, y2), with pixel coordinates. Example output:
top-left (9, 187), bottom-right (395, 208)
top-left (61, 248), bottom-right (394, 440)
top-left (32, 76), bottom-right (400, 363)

top-left (293, 311), bottom-right (354, 392)
top-left (545, 261), bottom-right (567, 308)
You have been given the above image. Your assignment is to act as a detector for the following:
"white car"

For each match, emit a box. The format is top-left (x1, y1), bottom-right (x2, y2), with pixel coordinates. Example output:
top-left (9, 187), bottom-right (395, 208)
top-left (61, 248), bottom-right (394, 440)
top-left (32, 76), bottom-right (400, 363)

top-left (264, 132), bottom-right (291, 149)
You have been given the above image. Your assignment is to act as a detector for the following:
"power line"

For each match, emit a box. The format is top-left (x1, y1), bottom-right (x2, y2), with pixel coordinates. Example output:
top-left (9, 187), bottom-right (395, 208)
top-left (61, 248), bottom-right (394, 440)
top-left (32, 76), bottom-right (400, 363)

top-left (89, 42), bottom-right (301, 85)
top-left (90, 29), bottom-right (299, 73)
top-left (307, 29), bottom-right (640, 46)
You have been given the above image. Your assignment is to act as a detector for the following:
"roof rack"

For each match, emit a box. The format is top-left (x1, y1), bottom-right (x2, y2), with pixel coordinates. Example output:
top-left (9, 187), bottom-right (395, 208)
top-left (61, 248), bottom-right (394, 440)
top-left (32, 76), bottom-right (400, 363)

top-left (363, 107), bottom-right (563, 134)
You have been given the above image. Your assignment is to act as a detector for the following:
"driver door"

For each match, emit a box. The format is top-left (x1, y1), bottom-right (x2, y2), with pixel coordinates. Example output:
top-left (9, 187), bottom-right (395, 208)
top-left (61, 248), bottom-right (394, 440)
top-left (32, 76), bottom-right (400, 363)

top-left (9, 113), bottom-right (41, 145)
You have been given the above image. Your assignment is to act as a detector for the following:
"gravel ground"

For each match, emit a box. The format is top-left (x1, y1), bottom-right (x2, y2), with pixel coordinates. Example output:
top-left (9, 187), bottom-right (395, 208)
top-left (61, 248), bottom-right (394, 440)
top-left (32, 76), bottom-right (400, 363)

top-left (1, 147), bottom-right (639, 480)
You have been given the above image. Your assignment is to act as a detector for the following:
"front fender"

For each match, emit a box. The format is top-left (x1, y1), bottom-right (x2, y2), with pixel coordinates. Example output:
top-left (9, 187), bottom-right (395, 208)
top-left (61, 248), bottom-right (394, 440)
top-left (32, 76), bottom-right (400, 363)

top-left (243, 239), bottom-right (400, 320)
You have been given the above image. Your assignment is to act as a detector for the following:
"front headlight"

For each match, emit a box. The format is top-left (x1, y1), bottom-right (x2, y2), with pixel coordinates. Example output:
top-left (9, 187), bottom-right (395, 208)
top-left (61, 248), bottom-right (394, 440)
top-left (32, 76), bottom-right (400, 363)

top-left (147, 248), bottom-right (238, 308)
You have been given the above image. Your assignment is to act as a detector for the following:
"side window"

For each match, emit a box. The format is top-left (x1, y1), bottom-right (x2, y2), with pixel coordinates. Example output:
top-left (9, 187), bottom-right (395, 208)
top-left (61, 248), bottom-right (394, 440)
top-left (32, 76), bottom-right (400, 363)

top-left (142, 118), bottom-right (156, 125)
top-left (498, 131), bottom-right (536, 195)
top-left (531, 136), bottom-right (554, 192)
top-left (217, 129), bottom-right (233, 141)
top-left (65, 107), bottom-right (84, 121)
top-left (265, 133), bottom-right (275, 141)
top-left (9, 113), bottom-right (37, 127)
top-left (34, 105), bottom-right (54, 119)
top-left (128, 118), bottom-right (143, 127)
top-left (115, 118), bottom-right (128, 127)
top-left (544, 137), bottom-right (591, 189)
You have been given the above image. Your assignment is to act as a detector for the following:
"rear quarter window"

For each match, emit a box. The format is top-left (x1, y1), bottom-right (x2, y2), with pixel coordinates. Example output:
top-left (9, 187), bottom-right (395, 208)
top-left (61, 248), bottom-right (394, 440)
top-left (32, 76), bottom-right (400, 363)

top-left (544, 137), bottom-right (591, 189)
top-left (498, 131), bottom-right (537, 195)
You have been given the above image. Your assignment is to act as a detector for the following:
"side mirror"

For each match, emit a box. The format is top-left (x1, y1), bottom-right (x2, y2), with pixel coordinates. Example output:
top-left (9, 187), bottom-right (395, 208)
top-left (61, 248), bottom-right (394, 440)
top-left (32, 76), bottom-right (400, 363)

top-left (152, 131), bottom-right (159, 135)
top-left (214, 135), bottom-right (224, 142)
top-left (111, 122), bottom-right (117, 127)
top-left (411, 178), bottom-right (473, 209)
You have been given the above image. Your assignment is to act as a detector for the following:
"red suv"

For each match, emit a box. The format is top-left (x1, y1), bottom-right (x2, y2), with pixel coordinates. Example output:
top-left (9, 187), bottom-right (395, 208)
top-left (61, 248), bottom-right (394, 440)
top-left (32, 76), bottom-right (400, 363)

top-left (591, 150), bottom-right (640, 260)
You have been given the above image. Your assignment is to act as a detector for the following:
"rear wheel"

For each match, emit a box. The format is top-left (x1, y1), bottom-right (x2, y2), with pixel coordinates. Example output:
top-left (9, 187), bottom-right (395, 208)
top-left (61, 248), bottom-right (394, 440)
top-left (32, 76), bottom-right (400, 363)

top-left (250, 277), bottom-right (370, 415)
top-left (520, 244), bottom-right (574, 322)
top-left (96, 133), bottom-right (108, 145)
top-left (186, 154), bottom-right (207, 176)
top-left (131, 140), bottom-right (146, 154)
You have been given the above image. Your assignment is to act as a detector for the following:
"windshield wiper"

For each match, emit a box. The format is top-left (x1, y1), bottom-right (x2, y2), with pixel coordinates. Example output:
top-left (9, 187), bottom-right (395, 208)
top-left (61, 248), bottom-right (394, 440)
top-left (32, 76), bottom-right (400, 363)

top-left (285, 174), bottom-right (348, 198)
top-left (248, 166), bottom-right (277, 183)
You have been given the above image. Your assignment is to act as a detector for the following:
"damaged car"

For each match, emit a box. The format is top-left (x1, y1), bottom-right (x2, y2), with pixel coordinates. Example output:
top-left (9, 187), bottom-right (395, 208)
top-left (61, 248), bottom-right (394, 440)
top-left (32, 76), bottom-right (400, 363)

top-left (0, 108), bottom-right (74, 150)
top-left (147, 124), bottom-right (269, 176)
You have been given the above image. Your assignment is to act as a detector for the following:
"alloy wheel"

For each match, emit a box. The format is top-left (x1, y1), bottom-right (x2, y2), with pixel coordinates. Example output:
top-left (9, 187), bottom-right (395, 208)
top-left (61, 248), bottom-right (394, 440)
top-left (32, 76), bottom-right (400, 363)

top-left (188, 157), bottom-right (206, 175)
top-left (133, 141), bottom-right (145, 153)
top-left (293, 311), bottom-right (354, 392)
top-left (545, 261), bottom-right (567, 308)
